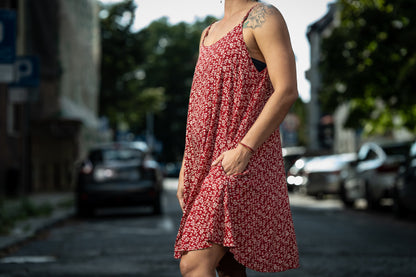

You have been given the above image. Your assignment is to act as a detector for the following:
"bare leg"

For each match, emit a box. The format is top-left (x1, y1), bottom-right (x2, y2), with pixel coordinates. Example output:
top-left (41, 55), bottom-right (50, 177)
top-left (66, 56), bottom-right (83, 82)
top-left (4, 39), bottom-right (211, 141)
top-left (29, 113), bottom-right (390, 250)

top-left (180, 243), bottom-right (228, 277)
top-left (216, 251), bottom-right (247, 277)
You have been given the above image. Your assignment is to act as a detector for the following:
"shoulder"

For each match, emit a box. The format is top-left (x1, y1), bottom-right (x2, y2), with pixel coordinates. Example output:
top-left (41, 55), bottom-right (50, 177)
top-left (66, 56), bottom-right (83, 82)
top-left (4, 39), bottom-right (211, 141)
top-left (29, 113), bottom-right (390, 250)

top-left (199, 24), bottom-right (214, 46)
top-left (243, 3), bottom-right (285, 30)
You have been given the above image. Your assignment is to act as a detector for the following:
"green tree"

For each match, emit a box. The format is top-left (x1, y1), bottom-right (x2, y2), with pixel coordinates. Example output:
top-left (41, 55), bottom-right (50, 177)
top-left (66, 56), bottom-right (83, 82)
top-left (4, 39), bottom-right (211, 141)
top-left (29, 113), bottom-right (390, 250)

top-left (99, 0), bottom-right (166, 133)
top-left (320, 0), bottom-right (416, 135)
top-left (99, 0), bottom-right (216, 161)
top-left (137, 16), bottom-right (216, 161)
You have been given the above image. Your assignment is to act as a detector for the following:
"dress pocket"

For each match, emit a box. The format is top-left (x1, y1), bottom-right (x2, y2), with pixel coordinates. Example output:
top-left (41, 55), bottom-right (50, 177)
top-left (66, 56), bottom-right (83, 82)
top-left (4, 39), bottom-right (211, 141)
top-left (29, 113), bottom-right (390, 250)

top-left (228, 169), bottom-right (250, 179)
top-left (215, 163), bottom-right (251, 180)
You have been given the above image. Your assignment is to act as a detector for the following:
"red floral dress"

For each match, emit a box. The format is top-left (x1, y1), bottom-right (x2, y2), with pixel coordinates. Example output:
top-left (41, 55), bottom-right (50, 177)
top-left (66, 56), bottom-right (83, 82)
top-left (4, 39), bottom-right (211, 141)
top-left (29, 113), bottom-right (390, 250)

top-left (174, 6), bottom-right (299, 273)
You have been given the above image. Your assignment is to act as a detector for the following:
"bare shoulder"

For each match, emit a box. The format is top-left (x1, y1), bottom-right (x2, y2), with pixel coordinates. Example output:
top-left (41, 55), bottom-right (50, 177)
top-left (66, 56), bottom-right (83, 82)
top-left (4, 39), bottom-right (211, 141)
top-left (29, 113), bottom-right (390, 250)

top-left (199, 25), bottom-right (211, 46)
top-left (243, 3), bottom-right (284, 30)
top-left (201, 25), bottom-right (210, 39)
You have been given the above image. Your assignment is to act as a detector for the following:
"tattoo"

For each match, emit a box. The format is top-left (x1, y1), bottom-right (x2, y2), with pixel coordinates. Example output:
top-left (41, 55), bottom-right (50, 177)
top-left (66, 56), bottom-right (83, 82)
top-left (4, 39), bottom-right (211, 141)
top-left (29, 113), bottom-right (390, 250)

top-left (243, 4), bottom-right (275, 29)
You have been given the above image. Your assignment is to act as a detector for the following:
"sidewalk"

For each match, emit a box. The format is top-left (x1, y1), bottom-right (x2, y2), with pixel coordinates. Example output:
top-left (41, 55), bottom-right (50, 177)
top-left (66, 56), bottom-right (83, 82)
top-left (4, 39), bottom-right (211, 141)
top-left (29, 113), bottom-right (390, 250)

top-left (0, 192), bottom-right (75, 253)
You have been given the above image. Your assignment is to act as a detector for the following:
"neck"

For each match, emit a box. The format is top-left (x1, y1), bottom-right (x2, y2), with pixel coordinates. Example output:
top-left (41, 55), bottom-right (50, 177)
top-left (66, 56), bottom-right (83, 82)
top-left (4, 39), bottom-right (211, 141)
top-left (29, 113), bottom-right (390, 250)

top-left (223, 0), bottom-right (256, 18)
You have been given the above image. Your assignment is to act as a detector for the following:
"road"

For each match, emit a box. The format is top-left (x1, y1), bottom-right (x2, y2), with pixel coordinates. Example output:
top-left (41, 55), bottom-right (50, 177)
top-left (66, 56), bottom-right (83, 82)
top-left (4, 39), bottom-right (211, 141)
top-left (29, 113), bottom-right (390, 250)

top-left (1, 178), bottom-right (415, 277)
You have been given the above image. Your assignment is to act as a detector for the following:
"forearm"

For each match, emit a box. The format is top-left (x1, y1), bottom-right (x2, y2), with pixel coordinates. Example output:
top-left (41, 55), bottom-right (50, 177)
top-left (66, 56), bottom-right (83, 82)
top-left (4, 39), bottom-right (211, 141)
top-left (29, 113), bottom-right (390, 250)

top-left (241, 88), bottom-right (298, 150)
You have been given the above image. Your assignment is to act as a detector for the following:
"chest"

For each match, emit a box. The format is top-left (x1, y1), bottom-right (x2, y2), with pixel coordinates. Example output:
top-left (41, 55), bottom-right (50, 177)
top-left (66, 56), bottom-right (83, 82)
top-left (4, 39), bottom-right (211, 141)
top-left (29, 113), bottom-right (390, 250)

top-left (204, 21), bottom-right (264, 62)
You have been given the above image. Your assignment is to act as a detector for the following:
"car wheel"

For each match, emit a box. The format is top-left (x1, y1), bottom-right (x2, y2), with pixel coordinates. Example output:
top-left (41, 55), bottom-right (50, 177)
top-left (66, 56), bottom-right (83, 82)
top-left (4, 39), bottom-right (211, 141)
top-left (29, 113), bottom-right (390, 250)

top-left (340, 182), bottom-right (354, 208)
top-left (392, 187), bottom-right (409, 218)
top-left (365, 182), bottom-right (380, 210)
top-left (76, 202), bottom-right (94, 218)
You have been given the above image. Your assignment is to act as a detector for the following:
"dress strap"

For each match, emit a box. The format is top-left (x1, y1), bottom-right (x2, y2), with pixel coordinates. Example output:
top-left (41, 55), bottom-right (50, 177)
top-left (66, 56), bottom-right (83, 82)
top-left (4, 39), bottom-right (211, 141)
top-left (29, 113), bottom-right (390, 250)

top-left (202, 23), bottom-right (215, 45)
top-left (241, 3), bottom-right (261, 24)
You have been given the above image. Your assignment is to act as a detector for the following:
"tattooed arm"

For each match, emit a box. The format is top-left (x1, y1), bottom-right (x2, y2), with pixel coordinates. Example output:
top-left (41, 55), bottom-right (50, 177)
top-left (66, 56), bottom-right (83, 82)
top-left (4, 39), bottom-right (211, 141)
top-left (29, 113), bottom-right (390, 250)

top-left (240, 4), bottom-right (298, 149)
top-left (213, 4), bottom-right (298, 175)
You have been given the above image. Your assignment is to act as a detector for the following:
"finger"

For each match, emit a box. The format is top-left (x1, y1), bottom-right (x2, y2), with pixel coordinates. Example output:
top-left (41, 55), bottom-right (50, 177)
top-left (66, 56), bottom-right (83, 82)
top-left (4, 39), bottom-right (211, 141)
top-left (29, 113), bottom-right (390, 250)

top-left (212, 154), bottom-right (224, 166)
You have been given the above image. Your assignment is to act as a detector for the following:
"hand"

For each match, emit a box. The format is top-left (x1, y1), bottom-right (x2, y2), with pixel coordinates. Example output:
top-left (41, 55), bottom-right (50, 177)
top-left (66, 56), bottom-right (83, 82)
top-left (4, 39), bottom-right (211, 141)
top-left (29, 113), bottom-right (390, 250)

top-left (177, 166), bottom-right (185, 212)
top-left (212, 144), bottom-right (253, 176)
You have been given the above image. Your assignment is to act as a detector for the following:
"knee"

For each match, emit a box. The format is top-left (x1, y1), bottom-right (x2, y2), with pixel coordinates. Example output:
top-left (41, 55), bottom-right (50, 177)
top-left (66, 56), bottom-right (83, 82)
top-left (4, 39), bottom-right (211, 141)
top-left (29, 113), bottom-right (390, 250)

top-left (179, 258), bottom-right (196, 277)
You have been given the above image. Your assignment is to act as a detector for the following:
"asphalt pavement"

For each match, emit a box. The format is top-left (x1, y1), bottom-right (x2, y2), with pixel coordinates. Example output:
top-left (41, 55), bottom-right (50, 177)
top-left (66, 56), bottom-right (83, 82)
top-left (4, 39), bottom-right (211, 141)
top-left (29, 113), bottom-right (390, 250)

top-left (0, 179), bottom-right (415, 277)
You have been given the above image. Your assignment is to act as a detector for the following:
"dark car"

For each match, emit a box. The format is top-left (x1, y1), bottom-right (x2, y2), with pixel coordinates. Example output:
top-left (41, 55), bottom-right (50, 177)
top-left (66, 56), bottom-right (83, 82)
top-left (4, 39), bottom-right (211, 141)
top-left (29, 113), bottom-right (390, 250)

top-left (75, 143), bottom-right (163, 216)
top-left (286, 156), bottom-right (310, 192)
top-left (393, 141), bottom-right (416, 217)
top-left (282, 146), bottom-right (306, 176)
top-left (340, 141), bottom-right (412, 209)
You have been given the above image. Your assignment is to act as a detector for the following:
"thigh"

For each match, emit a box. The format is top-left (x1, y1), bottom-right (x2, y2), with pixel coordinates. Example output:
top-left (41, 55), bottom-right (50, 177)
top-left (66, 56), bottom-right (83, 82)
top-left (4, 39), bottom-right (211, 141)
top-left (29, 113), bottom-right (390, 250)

top-left (181, 243), bottom-right (228, 269)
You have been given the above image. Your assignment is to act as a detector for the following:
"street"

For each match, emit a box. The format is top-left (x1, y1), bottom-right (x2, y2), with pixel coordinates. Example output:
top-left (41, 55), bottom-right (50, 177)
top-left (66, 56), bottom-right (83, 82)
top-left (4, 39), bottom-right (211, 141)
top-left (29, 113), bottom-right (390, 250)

top-left (1, 178), bottom-right (416, 277)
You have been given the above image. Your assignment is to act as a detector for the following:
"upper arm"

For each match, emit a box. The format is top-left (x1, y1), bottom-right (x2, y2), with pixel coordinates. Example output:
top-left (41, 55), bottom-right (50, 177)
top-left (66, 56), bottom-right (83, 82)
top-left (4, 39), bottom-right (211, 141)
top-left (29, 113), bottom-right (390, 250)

top-left (250, 5), bottom-right (298, 95)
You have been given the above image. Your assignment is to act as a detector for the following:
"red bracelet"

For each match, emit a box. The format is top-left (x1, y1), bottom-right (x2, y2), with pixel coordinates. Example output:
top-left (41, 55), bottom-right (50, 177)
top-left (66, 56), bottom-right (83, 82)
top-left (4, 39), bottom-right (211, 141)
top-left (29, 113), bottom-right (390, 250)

top-left (239, 142), bottom-right (255, 153)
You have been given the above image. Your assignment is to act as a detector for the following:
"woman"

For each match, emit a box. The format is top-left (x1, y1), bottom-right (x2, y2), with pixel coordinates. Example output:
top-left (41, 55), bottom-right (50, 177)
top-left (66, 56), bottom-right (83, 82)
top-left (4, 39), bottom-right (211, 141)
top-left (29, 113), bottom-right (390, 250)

top-left (174, 0), bottom-right (299, 276)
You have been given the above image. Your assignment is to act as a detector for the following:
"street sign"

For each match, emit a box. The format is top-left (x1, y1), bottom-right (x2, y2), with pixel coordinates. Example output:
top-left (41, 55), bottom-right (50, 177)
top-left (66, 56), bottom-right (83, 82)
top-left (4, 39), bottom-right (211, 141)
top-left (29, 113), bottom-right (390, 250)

top-left (10, 56), bottom-right (40, 87)
top-left (0, 9), bottom-right (16, 82)
top-left (0, 63), bottom-right (13, 82)
top-left (0, 9), bottom-right (17, 64)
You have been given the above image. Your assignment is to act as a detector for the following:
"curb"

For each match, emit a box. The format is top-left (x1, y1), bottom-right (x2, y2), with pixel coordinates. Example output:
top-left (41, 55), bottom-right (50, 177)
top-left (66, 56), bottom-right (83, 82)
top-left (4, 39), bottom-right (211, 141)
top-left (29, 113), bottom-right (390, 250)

top-left (0, 208), bottom-right (75, 255)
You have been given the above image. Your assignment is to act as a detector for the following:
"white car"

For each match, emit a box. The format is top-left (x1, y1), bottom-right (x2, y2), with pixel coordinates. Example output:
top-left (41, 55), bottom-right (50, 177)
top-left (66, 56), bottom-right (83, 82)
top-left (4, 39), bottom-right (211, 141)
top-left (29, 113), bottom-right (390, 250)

top-left (303, 153), bottom-right (356, 198)
top-left (340, 141), bottom-right (412, 209)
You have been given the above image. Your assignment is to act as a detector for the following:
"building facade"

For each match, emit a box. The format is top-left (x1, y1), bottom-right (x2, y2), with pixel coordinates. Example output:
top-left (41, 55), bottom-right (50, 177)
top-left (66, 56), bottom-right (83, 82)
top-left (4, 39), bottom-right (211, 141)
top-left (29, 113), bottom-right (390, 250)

top-left (0, 0), bottom-right (101, 196)
top-left (305, 3), bottom-right (359, 153)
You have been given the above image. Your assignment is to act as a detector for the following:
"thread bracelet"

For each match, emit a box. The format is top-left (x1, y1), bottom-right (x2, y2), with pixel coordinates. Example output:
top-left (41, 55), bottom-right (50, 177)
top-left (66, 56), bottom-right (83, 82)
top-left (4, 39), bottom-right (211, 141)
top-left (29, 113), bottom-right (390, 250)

top-left (239, 142), bottom-right (255, 154)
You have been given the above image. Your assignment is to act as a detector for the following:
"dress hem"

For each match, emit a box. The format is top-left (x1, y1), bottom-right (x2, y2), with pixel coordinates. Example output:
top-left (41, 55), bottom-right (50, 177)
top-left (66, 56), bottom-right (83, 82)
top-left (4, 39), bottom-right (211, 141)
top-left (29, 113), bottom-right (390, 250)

top-left (174, 241), bottom-right (300, 273)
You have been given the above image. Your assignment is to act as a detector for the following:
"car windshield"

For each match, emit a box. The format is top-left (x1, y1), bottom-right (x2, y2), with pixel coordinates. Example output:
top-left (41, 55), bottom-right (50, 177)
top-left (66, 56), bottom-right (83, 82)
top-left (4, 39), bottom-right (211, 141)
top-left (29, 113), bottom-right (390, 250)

top-left (89, 148), bottom-right (142, 164)
top-left (382, 144), bottom-right (410, 157)
top-left (304, 153), bottom-right (356, 172)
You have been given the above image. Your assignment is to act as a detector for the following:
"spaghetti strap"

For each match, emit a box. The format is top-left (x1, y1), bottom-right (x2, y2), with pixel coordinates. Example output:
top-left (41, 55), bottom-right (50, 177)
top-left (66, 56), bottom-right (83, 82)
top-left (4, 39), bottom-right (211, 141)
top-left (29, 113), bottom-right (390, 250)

top-left (202, 23), bottom-right (215, 46)
top-left (241, 3), bottom-right (260, 24)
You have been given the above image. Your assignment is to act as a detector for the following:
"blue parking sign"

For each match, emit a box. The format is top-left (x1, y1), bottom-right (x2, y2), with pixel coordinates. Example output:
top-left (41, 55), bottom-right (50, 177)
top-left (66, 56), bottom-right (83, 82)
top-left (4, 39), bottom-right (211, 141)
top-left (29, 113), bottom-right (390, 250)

top-left (9, 56), bottom-right (40, 87)
top-left (0, 9), bottom-right (17, 64)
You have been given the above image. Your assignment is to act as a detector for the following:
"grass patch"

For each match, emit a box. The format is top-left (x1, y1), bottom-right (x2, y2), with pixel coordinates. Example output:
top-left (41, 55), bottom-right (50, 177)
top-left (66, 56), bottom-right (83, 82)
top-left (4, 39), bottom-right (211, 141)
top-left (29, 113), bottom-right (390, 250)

top-left (0, 198), bottom-right (53, 235)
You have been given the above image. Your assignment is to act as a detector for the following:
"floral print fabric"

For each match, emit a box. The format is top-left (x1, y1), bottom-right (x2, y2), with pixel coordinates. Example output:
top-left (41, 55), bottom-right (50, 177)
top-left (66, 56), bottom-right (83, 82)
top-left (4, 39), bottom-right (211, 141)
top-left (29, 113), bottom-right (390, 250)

top-left (174, 7), bottom-right (299, 273)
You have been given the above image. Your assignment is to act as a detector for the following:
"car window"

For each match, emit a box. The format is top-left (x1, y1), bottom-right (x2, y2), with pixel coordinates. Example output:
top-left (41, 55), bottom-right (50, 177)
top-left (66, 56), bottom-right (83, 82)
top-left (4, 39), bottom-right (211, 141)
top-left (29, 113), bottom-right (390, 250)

top-left (103, 149), bottom-right (142, 161)
top-left (364, 149), bottom-right (378, 160)
top-left (89, 150), bottom-right (103, 164)
top-left (89, 148), bottom-right (142, 164)
top-left (382, 145), bottom-right (410, 157)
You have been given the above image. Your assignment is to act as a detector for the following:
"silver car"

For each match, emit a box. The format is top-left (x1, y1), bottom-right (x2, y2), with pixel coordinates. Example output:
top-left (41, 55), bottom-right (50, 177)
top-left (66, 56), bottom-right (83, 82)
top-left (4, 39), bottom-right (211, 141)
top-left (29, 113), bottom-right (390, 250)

top-left (302, 153), bottom-right (357, 198)
top-left (341, 141), bottom-right (412, 209)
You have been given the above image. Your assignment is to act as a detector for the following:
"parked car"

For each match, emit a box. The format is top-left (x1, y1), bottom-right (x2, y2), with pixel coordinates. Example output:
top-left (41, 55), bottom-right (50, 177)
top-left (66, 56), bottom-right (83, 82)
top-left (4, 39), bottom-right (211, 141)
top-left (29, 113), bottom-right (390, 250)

top-left (282, 146), bottom-right (306, 176)
top-left (340, 141), bottom-right (412, 209)
top-left (75, 143), bottom-right (163, 217)
top-left (286, 157), bottom-right (310, 192)
top-left (393, 141), bottom-right (416, 217)
top-left (303, 153), bottom-right (356, 198)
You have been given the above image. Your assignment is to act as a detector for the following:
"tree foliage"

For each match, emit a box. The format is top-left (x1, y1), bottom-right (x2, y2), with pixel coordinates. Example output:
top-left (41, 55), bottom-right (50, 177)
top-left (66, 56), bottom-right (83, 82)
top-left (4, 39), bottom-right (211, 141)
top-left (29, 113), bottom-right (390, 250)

top-left (320, 0), bottom-right (416, 135)
top-left (99, 0), bottom-right (216, 161)
top-left (100, 0), bottom-right (162, 132)
top-left (137, 16), bottom-right (216, 161)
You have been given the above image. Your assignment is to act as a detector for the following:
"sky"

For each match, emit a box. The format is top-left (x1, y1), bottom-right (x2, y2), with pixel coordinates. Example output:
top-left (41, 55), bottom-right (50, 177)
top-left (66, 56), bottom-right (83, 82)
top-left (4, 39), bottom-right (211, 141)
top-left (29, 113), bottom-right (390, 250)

top-left (100, 0), bottom-right (336, 102)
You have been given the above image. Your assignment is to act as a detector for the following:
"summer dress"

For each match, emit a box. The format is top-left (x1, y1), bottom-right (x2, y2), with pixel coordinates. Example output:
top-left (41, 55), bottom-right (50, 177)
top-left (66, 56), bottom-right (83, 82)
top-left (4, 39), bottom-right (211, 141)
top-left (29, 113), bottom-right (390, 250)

top-left (174, 5), bottom-right (299, 272)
